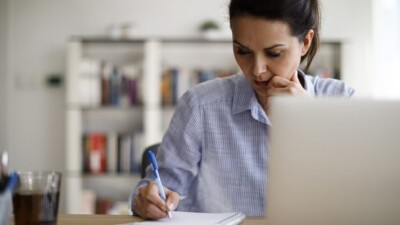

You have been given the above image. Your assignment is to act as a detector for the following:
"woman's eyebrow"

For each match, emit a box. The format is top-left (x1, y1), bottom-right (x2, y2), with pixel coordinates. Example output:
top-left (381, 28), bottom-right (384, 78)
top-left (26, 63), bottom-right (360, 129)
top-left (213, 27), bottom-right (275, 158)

top-left (233, 40), bottom-right (249, 49)
top-left (265, 44), bottom-right (286, 50)
top-left (233, 40), bottom-right (285, 50)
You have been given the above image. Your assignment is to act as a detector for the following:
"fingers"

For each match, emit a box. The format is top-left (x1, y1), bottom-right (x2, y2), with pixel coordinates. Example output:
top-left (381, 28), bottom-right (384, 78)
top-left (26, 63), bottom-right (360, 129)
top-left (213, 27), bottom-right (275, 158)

top-left (267, 76), bottom-right (296, 96)
top-left (290, 70), bottom-right (300, 83)
top-left (267, 76), bottom-right (291, 89)
top-left (145, 182), bottom-right (169, 211)
top-left (135, 194), bottom-right (167, 219)
top-left (268, 71), bottom-right (300, 88)
top-left (165, 188), bottom-right (180, 211)
top-left (134, 182), bottom-right (180, 220)
top-left (135, 182), bottom-right (167, 219)
top-left (267, 74), bottom-right (308, 97)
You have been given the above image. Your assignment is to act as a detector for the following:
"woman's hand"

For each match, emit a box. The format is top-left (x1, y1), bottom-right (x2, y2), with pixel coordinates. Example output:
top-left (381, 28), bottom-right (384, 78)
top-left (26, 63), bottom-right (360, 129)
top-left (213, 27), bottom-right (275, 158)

top-left (266, 71), bottom-right (309, 97)
top-left (261, 71), bottom-right (309, 115)
top-left (134, 182), bottom-right (180, 220)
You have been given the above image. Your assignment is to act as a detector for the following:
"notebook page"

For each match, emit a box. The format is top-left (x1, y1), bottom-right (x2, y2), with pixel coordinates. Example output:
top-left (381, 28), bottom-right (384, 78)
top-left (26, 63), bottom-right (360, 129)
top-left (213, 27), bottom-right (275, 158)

top-left (116, 211), bottom-right (245, 225)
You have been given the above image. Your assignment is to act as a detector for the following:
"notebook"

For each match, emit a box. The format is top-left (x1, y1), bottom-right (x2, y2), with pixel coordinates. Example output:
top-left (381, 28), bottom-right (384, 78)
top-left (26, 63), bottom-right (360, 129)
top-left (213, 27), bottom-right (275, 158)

top-left (117, 211), bottom-right (245, 225)
top-left (265, 97), bottom-right (400, 225)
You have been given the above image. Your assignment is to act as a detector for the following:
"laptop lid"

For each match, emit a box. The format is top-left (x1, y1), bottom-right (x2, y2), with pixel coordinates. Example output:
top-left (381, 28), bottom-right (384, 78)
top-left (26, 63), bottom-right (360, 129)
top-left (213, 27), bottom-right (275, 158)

top-left (265, 97), bottom-right (400, 225)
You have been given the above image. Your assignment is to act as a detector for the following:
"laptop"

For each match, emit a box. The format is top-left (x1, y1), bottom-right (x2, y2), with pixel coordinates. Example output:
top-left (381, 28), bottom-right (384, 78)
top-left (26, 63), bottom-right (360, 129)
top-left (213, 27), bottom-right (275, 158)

top-left (265, 97), bottom-right (400, 225)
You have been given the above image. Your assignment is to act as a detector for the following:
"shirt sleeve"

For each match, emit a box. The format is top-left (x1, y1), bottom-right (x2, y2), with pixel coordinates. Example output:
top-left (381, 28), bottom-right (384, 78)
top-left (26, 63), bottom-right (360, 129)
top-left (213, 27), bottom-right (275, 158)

top-left (129, 89), bottom-right (203, 213)
top-left (312, 76), bottom-right (355, 97)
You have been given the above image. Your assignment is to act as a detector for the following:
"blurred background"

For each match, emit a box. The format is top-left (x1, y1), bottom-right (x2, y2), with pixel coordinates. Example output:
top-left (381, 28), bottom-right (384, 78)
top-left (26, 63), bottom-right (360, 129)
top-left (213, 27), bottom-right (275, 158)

top-left (0, 0), bottom-right (399, 215)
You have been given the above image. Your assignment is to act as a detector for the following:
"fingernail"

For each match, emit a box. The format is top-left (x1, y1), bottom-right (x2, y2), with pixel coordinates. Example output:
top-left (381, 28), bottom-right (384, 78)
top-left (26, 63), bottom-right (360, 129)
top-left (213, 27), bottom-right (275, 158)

top-left (168, 203), bottom-right (174, 211)
top-left (167, 211), bottom-right (172, 219)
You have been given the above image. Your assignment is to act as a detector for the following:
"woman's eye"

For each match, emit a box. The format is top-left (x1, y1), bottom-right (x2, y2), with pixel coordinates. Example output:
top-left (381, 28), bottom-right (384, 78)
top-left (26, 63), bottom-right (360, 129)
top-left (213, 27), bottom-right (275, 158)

top-left (267, 51), bottom-right (281, 57)
top-left (236, 48), bottom-right (251, 55)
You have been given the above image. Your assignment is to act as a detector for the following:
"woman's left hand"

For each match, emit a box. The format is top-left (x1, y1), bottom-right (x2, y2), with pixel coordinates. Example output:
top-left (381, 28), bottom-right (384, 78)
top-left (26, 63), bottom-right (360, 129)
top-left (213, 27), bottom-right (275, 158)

top-left (266, 71), bottom-right (310, 97)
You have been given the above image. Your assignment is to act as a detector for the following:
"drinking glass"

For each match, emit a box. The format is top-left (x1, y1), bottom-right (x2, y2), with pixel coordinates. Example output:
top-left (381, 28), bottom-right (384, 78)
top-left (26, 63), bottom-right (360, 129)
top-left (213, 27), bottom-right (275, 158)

top-left (12, 171), bottom-right (62, 225)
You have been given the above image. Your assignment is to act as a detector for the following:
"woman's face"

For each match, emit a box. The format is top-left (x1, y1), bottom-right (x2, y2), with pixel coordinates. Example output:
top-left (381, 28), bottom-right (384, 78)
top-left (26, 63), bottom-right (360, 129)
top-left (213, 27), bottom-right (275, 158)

top-left (231, 16), bottom-right (312, 99)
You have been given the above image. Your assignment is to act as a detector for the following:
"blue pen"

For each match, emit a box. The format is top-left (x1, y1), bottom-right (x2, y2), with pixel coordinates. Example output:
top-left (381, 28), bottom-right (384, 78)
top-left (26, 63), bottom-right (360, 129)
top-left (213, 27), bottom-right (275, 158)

top-left (6, 171), bottom-right (18, 191)
top-left (147, 150), bottom-right (172, 219)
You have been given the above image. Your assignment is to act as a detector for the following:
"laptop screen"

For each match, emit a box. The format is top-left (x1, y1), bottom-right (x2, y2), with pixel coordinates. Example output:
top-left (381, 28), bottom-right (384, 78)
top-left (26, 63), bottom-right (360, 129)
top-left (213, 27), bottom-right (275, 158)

top-left (266, 97), bottom-right (400, 225)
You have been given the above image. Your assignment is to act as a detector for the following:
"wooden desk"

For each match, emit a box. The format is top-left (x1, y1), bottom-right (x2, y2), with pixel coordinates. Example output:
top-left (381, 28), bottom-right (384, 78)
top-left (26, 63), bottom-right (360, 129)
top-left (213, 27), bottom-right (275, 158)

top-left (57, 214), bottom-right (266, 225)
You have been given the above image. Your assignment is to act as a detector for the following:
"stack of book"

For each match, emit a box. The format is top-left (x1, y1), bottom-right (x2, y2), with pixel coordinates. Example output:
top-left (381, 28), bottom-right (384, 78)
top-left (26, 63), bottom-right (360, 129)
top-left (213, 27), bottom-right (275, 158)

top-left (78, 59), bottom-right (142, 107)
top-left (161, 68), bottom-right (235, 106)
top-left (82, 131), bottom-right (144, 174)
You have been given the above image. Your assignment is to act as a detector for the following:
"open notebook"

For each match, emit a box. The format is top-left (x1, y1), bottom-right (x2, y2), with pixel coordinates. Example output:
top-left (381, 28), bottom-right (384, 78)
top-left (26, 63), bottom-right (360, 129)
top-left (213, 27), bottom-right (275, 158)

top-left (116, 211), bottom-right (245, 225)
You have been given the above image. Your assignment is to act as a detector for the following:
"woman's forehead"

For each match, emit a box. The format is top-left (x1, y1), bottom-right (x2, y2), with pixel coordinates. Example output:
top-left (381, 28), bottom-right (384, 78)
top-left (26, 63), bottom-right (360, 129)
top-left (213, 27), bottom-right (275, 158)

top-left (231, 16), bottom-right (295, 47)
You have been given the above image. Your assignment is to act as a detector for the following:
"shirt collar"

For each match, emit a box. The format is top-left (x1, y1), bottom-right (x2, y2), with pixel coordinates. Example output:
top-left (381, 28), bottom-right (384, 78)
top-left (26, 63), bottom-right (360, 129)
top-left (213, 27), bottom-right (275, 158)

top-left (298, 70), bottom-right (316, 96)
top-left (232, 74), bottom-right (255, 115)
top-left (232, 70), bottom-right (316, 115)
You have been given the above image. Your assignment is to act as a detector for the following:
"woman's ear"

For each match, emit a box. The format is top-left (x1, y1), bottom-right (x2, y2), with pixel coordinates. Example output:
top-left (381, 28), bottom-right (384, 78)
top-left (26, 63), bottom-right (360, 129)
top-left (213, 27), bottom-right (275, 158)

top-left (301, 29), bottom-right (314, 56)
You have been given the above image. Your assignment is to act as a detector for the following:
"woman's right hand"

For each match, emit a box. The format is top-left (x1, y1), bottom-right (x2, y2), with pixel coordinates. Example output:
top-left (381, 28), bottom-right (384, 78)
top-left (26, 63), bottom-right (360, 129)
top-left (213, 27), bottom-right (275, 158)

top-left (134, 181), bottom-right (180, 220)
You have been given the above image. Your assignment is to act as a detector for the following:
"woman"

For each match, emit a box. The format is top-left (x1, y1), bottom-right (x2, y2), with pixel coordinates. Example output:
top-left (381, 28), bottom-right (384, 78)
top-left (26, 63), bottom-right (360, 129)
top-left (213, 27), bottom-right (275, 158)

top-left (130, 0), bottom-right (354, 219)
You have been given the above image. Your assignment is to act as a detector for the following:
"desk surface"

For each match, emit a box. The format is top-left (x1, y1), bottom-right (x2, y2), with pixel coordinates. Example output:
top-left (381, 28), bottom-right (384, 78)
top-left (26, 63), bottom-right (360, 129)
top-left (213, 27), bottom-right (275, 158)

top-left (57, 214), bottom-right (266, 225)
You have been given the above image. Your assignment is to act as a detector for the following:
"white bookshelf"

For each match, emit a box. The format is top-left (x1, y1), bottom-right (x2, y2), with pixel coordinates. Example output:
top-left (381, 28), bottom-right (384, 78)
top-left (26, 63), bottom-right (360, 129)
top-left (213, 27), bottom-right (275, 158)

top-left (65, 37), bottom-right (235, 214)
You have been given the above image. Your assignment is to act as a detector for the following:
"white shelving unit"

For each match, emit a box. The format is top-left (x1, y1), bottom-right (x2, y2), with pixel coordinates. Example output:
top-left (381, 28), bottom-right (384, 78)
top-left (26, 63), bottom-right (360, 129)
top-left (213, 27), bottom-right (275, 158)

top-left (65, 37), bottom-right (235, 214)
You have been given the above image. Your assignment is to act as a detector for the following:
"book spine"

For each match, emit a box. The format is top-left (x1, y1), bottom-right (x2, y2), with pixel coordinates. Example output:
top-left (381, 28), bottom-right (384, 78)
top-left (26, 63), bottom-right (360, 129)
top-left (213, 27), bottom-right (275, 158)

top-left (127, 78), bottom-right (137, 106)
top-left (106, 132), bottom-right (118, 173)
top-left (88, 133), bottom-right (107, 173)
top-left (82, 134), bottom-right (90, 173)
top-left (171, 68), bottom-right (179, 106)
top-left (101, 62), bottom-right (111, 105)
top-left (78, 59), bottom-right (101, 106)
top-left (110, 66), bottom-right (122, 106)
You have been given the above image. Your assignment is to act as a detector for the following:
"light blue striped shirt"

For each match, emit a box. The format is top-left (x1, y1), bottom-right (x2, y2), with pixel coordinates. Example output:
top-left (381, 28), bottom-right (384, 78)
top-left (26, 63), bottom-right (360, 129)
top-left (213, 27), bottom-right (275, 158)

top-left (130, 70), bottom-right (355, 216)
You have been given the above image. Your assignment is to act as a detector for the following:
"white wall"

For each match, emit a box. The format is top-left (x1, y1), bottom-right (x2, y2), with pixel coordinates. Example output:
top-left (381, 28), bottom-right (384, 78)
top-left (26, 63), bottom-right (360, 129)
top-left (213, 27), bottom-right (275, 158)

top-left (320, 0), bottom-right (373, 97)
top-left (0, 0), bottom-right (7, 152)
top-left (371, 0), bottom-right (400, 98)
top-left (5, 0), bottom-right (230, 172)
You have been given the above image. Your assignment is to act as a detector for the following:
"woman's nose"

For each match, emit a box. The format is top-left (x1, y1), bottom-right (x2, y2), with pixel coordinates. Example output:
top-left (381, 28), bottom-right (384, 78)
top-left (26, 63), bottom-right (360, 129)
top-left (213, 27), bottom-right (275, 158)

top-left (252, 57), bottom-right (267, 77)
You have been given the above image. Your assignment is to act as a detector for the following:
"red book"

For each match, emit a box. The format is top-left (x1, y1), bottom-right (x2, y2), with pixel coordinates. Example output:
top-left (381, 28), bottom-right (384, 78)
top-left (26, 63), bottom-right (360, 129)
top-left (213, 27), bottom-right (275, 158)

top-left (89, 133), bottom-right (107, 173)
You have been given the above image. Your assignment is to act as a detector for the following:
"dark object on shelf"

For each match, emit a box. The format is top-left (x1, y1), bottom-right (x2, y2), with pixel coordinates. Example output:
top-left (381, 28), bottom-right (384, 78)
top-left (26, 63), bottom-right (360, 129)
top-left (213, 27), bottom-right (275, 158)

top-left (199, 20), bottom-right (219, 32)
top-left (46, 74), bottom-right (63, 87)
top-left (141, 143), bottom-right (160, 178)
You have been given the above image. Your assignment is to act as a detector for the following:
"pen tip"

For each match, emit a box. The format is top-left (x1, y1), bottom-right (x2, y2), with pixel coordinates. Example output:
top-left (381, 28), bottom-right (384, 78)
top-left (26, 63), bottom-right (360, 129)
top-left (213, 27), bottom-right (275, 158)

top-left (168, 211), bottom-right (172, 219)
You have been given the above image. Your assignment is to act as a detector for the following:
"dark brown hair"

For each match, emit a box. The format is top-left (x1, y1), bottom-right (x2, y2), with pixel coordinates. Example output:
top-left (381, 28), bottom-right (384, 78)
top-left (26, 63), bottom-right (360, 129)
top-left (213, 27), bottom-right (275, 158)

top-left (229, 0), bottom-right (320, 72)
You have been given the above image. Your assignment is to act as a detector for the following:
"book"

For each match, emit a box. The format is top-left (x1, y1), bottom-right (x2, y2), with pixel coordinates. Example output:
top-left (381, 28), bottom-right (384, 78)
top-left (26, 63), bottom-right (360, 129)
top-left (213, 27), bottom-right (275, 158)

top-left (79, 58), bottom-right (101, 106)
top-left (131, 131), bottom-right (144, 173)
top-left (110, 66), bottom-right (123, 106)
top-left (106, 132), bottom-right (118, 172)
top-left (116, 211), bottom-right (245, 225)
top-left (118, 133), bottom-right (131, 173)
top-left (161, 69), bottom-right (172, 106)
top-left (88, 133), bottom-right (107, 173)
top-left (101, 62), bottom-right (112, 105)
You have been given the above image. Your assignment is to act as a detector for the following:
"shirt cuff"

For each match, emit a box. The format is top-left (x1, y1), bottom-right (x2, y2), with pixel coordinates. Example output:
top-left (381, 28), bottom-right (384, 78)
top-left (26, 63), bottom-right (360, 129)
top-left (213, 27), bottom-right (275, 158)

top-left (128, 182), bottom-right (149, 216)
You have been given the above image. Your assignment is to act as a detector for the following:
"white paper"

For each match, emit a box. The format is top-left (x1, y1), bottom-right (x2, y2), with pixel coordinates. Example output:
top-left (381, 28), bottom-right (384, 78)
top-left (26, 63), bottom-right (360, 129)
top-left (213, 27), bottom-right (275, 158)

top-left (116, 211), bottom-right (245, 225)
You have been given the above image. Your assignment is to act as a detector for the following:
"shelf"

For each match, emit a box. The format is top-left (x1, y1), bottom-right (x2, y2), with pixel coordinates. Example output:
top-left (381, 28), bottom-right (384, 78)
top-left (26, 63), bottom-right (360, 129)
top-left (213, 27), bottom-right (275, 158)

top-left (70, 36), bottom-right (232, 44)
top-left (67, 104), bottom-right (143, 110)
top-left (65, 171), bottom-right (141, 178)
top-left (66, 39), bottom-right (151, 214)
top-left (82, 172), bottom-right (141, 179)
top-left (70, 36), bottom-right (146, 44)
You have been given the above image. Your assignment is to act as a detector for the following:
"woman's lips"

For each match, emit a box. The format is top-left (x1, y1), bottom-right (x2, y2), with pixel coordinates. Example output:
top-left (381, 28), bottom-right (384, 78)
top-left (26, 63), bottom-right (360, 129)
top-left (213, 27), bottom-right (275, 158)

top-left (254, 80), bottom-right (269, 86)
